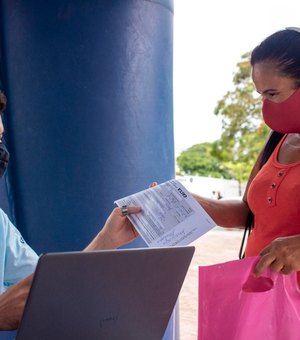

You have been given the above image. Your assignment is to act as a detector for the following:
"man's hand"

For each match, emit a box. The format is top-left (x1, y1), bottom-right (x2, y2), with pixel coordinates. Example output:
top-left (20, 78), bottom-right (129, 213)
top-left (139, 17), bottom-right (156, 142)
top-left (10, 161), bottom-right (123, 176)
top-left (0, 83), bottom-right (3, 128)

top-left (84, 206), bottom-right (142, 251)
top-left (0, 274), bottom-right (33, 330)
top-left (255, 235), bottom-right (300, 277)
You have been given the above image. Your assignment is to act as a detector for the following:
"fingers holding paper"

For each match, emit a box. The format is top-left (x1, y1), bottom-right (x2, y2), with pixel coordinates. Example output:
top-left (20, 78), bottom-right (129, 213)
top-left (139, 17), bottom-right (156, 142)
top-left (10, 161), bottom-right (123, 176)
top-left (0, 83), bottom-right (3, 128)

top-left (85, 206), bottom-right (141, 251)
top-left (149, 182), bottom-right (158, 188)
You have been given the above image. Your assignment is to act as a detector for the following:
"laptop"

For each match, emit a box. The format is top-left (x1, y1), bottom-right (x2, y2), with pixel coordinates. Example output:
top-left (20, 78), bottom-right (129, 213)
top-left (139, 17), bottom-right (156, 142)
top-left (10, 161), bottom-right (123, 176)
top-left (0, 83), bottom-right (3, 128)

top-left (16, 246), bottom-right (195, 340)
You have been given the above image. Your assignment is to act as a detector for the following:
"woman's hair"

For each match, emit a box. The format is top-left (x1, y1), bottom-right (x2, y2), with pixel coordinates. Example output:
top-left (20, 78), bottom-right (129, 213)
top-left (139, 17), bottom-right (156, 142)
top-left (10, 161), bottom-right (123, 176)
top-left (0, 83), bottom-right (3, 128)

top-left (0, 91), bottom-right (7, 113)
top-left (250, 29), bottom-right (300, 86)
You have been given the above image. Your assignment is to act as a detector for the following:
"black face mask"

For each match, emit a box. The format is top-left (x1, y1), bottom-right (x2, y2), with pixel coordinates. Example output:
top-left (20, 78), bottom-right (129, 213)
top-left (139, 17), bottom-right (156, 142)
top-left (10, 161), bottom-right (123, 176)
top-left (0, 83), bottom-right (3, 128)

top-left (0, 142), bottom-right (9, 178)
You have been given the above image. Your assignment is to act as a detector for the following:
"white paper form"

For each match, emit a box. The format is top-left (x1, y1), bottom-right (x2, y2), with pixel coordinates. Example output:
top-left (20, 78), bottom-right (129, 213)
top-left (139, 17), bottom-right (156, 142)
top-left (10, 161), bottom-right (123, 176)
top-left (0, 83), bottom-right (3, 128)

top-left (114, 179), bottom-right (216, 247)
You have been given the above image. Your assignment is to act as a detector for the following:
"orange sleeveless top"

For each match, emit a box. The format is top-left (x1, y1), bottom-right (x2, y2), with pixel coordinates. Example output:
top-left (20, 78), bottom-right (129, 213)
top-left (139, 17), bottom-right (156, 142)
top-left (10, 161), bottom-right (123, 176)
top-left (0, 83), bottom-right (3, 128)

top-left (246, 134), bottom-right (300, 257)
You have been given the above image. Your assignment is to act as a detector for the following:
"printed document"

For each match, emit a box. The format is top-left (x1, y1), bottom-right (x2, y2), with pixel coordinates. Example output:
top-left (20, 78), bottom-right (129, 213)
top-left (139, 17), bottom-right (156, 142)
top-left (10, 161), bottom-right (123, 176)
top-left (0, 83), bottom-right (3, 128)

top-left (114, 179), bottom-right (216, 247)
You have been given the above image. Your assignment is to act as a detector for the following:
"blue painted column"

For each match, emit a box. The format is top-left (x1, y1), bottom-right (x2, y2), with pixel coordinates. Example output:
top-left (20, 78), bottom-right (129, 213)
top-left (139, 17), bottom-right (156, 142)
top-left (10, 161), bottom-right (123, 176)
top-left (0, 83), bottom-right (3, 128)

top-left (0, 1), bottom-right (176, 339)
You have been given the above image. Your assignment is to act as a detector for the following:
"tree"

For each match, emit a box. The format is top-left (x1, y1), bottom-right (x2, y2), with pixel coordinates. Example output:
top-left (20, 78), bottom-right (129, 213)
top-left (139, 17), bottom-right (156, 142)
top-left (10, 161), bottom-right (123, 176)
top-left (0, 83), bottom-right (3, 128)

top-left (176, 143), bottom-right (232, 178)
top-left (176, 52), bottom-right (270, 185)
top-left (213, 52), bottom-right (270, 182)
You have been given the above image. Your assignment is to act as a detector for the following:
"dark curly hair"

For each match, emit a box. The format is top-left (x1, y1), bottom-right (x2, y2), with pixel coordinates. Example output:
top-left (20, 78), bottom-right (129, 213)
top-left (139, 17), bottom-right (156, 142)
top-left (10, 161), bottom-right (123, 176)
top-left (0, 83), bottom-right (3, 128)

top-left (0, 91), bottom-right (7, 113)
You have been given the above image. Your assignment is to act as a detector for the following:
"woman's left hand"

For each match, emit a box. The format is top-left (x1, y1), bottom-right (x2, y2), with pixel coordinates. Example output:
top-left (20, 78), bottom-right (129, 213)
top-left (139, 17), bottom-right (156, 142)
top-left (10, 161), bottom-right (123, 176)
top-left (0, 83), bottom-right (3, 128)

top-left (255, 234), bottom-right (300, 276)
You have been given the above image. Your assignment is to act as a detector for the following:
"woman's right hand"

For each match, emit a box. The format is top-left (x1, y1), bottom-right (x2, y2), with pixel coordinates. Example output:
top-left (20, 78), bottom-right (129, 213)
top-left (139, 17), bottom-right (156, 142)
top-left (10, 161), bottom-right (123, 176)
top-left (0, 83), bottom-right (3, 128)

top-left (255, 234), bottom-right (300, 276)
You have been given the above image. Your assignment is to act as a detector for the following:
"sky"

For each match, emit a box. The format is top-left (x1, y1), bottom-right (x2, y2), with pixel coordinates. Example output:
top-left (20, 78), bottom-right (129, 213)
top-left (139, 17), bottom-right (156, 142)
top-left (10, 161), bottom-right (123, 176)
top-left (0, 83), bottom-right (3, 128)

top-left (173, 0), bottom-right (300, 157)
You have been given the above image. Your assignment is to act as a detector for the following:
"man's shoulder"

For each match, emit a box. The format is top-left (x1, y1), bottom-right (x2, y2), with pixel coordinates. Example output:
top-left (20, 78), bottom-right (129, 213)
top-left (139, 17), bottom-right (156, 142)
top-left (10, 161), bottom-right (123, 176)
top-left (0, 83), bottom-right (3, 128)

top-left (0, 208), bottom-right (15, 237)
top-left (0, 208), bottom-right (9, 224)
top-left (0, 208), bottom-right (8, 235)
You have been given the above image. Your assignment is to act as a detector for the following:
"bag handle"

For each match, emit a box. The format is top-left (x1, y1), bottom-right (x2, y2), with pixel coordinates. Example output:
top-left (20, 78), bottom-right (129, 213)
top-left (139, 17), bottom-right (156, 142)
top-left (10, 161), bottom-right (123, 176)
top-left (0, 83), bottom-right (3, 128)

top-left (242, 257), bottom-right (300, 295)
top-left (242, 273), bottom-right (274, 292)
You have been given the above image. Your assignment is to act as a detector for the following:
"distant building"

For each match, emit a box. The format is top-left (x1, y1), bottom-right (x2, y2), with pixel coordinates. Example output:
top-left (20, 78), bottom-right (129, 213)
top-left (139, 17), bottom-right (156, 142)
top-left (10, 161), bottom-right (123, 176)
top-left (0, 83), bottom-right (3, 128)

top-left (176, 175), bottom-right (246, 199)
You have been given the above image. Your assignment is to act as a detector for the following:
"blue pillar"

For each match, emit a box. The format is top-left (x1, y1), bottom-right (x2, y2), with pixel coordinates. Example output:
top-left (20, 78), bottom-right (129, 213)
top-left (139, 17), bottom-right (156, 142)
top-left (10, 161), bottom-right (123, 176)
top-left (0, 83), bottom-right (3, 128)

top-left (0, 1), bottom-right (176, 339)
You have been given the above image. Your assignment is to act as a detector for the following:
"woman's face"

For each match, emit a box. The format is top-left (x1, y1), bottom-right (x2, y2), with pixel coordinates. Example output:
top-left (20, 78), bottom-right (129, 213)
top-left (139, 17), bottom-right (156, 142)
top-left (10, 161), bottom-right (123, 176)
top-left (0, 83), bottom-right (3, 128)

top-left (251, 62), bottom-right (297, 103)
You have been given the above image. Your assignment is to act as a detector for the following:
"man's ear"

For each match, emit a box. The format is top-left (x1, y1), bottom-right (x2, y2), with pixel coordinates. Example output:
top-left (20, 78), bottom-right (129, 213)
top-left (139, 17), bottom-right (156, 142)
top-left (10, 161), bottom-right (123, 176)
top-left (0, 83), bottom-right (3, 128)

top-left (0, 91), bottom-right (7, 113)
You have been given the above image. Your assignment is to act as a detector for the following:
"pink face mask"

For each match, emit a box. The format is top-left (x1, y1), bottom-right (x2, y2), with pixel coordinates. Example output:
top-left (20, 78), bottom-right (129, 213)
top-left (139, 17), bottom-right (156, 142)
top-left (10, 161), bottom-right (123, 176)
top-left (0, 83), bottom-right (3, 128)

top-left (262, 87), bottom-right (300, 133)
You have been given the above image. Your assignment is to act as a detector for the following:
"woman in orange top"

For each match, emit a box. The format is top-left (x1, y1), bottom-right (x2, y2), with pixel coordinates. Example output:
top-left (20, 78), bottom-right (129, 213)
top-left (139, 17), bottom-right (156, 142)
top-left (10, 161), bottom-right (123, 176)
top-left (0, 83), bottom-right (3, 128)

top-left (194, 27), bottom-right (300, 278)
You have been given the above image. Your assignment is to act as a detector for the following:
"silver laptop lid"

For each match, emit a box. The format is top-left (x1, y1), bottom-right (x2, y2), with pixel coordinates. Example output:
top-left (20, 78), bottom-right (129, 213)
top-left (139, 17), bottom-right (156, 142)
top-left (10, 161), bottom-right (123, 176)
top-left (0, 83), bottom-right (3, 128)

top-left (16, 246), bottom-right (195, 340)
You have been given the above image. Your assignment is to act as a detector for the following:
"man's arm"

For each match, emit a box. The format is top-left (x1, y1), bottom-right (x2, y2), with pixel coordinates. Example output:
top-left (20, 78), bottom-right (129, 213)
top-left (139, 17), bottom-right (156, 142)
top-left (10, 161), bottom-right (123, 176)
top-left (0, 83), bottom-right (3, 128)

top-left (0, 205), bottom-right (141, 330)
top-left (0, 274), bottom-right (33, 330)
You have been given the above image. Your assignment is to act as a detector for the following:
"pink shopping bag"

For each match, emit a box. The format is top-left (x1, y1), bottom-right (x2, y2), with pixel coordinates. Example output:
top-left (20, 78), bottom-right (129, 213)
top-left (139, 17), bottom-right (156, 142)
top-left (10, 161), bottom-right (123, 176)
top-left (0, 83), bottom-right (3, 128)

top-left (198, 256), bottom-right (300, 340)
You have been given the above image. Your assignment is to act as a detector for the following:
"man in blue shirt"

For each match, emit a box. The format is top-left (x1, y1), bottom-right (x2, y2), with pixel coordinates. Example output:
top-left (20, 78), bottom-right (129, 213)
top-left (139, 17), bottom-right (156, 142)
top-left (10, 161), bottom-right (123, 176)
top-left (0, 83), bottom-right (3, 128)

top-left (0, 91), bottom-right (141, 330)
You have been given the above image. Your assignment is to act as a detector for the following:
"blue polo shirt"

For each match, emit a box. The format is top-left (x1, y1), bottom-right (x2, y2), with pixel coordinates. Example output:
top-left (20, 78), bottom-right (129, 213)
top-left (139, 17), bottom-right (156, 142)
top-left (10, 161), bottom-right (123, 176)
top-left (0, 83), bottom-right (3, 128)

top-left (0, 209), bottom-right (38, 293)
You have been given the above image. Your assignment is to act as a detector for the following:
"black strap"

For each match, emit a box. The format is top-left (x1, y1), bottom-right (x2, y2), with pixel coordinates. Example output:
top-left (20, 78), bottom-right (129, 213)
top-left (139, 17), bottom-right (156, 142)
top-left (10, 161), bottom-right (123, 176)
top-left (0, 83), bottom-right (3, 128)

top-left (239, 211), bottom-right (253, 259)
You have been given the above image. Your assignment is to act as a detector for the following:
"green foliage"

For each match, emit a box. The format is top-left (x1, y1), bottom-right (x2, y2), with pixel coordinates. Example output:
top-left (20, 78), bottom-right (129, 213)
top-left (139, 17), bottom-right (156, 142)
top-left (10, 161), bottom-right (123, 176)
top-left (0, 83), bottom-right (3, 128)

top-left (176, 52), bottom-right (270, 182)
top-left (176, 143), bottom-right (232, 179)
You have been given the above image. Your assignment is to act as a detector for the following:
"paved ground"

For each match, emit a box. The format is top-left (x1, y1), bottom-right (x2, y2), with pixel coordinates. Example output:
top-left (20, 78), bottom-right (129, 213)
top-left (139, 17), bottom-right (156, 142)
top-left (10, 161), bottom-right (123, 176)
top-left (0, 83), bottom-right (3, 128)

top-left (178, 227), bottom-right (244, 340)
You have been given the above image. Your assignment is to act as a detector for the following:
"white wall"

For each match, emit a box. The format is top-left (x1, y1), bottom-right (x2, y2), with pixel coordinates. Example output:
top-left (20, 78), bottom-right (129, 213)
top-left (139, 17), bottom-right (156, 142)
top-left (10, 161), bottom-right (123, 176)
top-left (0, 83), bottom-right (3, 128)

top-left (176, 175), bottom-right (246, 199)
